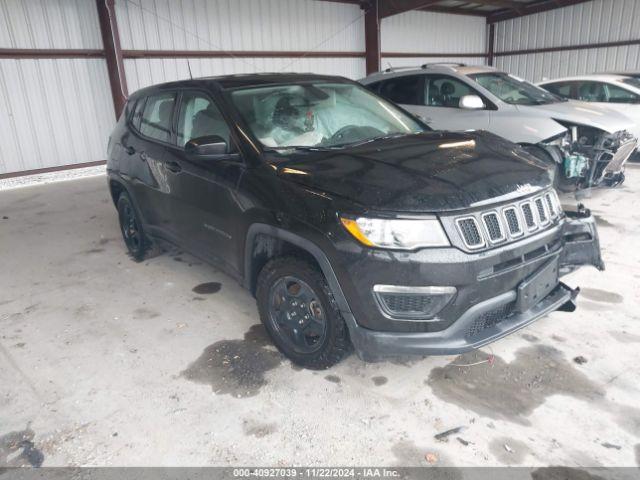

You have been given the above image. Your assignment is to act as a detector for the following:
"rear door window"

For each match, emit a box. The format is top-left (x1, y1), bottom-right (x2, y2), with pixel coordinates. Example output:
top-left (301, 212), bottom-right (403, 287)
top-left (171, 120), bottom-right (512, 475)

top-left (543, 82), bottom-right (573, 99)
top-left (378, 75), bottom-right (423, 105)
top-left (140, 92), bottom-right (176, 143)
top-left (130, 97), bottom-right (146, 131)
top-left (575, 82), bottom-right (607, 102)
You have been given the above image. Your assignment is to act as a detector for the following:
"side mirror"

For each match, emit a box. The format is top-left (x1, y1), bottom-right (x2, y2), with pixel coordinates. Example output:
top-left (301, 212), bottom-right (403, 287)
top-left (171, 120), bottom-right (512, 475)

top-left (459, 95), bottom-right (485, 110)
top-left (185, 135), bottom-right (228, 156)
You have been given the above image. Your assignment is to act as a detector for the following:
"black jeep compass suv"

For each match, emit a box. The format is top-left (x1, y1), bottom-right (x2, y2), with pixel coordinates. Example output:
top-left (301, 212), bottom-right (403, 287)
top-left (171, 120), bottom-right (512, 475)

top-left (107, 73), bottom-right (603, 369)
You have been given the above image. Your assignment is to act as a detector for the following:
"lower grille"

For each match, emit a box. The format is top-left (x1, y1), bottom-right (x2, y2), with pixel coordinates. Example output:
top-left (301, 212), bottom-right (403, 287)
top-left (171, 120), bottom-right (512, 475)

top-left (466, 302), bottom-right (514, 338)
top-left (380, 294), bottom-right (436, 314)
top-left (373, 285), bottom-right (457, 320)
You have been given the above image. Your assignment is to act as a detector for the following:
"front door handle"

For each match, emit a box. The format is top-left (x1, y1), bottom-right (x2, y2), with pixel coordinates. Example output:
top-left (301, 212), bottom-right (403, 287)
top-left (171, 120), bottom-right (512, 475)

top-left (126, 146), bottom-right (136, 155)
top-left (166, 161), bottom-right (182, 173)
top-left (139, 152), bottom-right (148, 162)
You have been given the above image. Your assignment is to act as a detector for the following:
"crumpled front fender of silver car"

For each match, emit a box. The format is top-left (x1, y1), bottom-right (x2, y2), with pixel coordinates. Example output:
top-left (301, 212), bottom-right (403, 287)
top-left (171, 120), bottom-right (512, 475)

top-left (559, 207), bottom-right (605, 274)
top-left (539, 129), bottom-right (637, 195)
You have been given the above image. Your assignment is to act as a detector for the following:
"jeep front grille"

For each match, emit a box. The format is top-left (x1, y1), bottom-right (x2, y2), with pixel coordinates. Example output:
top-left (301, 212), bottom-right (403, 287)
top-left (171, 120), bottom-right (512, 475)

top-left (534, 197), bottom-right (549, 225)
top-left (503, 207), bottom-right (522, 237)
top-left (448, 189), bottom-right (563, 252)
top-left (482, 212), bottom-right (505, 242)
top-left (544, 192), bottom-right (558, 218)
top-left (521, 202), bottom-right (536, 229)
top-left (456, 217), bottom-right (484, 249)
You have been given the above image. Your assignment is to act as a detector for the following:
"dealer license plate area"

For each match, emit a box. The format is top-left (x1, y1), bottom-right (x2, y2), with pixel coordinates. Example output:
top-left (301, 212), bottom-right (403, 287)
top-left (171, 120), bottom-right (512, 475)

top-left (515, 257), bottom-right (559, 313)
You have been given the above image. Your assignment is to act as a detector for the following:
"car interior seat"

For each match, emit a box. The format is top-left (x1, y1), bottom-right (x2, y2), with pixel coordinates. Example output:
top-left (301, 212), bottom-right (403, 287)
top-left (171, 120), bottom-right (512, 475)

top-left (440, 81), bottom-right (457, 107)
top-left (427, 84), bottom-right (442, 106)
top-left (154, 100), bottom-right (173, 141)
top-left (578, 83), bottom-right (605, 102)
top-left (190, 105), bottom-right (229, 145)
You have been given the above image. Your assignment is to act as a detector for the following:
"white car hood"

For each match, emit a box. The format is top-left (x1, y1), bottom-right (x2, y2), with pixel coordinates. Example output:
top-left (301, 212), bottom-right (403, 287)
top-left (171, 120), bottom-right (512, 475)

top-left (518, 100), bottom-right (634, 134)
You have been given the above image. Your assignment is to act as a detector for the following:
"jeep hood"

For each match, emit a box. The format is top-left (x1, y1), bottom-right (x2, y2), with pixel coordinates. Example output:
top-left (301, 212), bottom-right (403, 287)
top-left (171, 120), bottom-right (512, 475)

top-left (519, 100), bottom-right (634, 134)
top-left (271, 131), bottom-right (552, 213)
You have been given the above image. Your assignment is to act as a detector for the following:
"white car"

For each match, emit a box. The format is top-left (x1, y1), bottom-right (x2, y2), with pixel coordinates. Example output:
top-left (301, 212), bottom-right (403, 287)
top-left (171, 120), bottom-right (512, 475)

top-left (538, 73), bottom-right (640, 155)
top-left (360, 64), bottom-right (638, 194)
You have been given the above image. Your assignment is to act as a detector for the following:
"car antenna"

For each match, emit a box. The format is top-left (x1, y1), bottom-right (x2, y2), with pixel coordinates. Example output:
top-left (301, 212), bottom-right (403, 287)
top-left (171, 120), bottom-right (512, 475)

top-left (187, 59), bottom-right (193, 80)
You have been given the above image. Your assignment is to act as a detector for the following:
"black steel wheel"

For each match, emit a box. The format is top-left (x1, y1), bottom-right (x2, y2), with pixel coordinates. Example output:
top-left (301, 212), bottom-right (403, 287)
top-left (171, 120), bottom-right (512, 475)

top-left (117, 192), bottom-right (149, 261)
top-left (268, 276), bottom-right (327, 354)
top-left (256, 257), bottom-right (351, 369)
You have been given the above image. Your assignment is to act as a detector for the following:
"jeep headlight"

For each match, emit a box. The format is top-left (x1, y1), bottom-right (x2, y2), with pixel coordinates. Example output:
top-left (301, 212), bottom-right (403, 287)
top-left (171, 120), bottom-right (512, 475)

top-left (340, 216), bottom-right (450, 250)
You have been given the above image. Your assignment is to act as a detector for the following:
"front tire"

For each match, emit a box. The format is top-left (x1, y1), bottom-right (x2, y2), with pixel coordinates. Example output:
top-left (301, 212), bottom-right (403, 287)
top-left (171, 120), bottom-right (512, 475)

top-left (117, 192), bottom-right (149, 261)
top-left (256, 257), bottom-right (351, 369)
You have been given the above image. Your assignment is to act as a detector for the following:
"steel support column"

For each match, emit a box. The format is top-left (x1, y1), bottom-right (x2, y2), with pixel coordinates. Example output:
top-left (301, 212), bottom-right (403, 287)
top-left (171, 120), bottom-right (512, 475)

top-left (364, 0), bottom-right (381, 75)
top-left (487, 23), bottom-right (495, 66)
top-left (96, 0), bottom-right (128, 118)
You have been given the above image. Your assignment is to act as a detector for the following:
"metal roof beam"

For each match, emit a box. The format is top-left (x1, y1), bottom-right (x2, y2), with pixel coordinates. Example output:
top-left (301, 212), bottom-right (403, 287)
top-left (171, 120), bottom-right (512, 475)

top-left (380, 0), bottom-right (441, 18)
top-left (487, 0), bottom-right (593, 23)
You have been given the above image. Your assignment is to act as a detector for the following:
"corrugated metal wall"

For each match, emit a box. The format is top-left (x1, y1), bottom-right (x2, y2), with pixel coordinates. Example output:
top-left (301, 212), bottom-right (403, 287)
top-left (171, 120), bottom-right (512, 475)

top-left (0, 0), bottom-right (115, 175)
top-left (495, 0), bottom-right (640, 82)
top-left (382, 11), bottom-right (486, 54)
top-left (1, 0), bottom-right (494, 175)
top-left (381, 11), bottom-right (487, 69)
top-left (116, 0), bottom-right (366, 91)
top-left (124, 57), bottom-right (365, 92)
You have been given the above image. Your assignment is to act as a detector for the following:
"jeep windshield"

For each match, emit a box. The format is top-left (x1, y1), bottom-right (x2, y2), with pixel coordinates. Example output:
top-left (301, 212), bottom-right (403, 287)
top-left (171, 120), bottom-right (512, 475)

top-left (229, 82), bottom-right (425, 149)
top-left (469, 72), bottom-right (564, 106)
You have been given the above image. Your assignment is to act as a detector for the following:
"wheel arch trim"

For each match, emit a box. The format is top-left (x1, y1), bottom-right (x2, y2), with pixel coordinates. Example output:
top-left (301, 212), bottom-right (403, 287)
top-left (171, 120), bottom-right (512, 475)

top-left (243, 223), bottom-right (353, 316)
top-left (107, 174), bottom-right (149, 226)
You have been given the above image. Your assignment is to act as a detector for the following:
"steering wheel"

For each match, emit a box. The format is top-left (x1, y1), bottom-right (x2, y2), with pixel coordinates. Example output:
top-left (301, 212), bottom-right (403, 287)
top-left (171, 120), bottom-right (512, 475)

top-left (330, 125), bottom-right (364, 142)
top-left (328, 125), bottom-right (384, 145)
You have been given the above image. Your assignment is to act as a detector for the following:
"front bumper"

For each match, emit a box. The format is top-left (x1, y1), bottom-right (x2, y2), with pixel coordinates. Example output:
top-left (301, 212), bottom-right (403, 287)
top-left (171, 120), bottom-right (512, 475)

top-left (346, 281), bottom-right (577, 360)
top-left (335, 211), bottom-right (602, 360)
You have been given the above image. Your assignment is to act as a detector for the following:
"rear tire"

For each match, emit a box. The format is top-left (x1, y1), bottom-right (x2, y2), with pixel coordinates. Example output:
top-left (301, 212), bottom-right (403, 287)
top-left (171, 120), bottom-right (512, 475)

top-left (117, 192), bottom-right (149, 262)
top-left (256, 256), bottom-right (351, 369)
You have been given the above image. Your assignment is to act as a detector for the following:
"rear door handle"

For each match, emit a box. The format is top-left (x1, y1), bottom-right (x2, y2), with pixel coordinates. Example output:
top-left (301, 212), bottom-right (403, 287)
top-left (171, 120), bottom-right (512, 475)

top-left (166, 161), bottom-right (182, 173)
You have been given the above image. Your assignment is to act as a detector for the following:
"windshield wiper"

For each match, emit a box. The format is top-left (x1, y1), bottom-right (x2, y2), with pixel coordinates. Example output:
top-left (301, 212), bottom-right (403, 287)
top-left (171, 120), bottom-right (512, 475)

top-left (331, 132), bottom-right (411, 149)
top-left (265, 133), bottom-right (412, 152)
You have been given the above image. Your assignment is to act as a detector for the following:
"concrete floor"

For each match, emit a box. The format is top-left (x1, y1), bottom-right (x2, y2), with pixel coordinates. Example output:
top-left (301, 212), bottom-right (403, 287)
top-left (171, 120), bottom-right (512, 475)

top-left (1, 167), bottom-right (639, 469)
